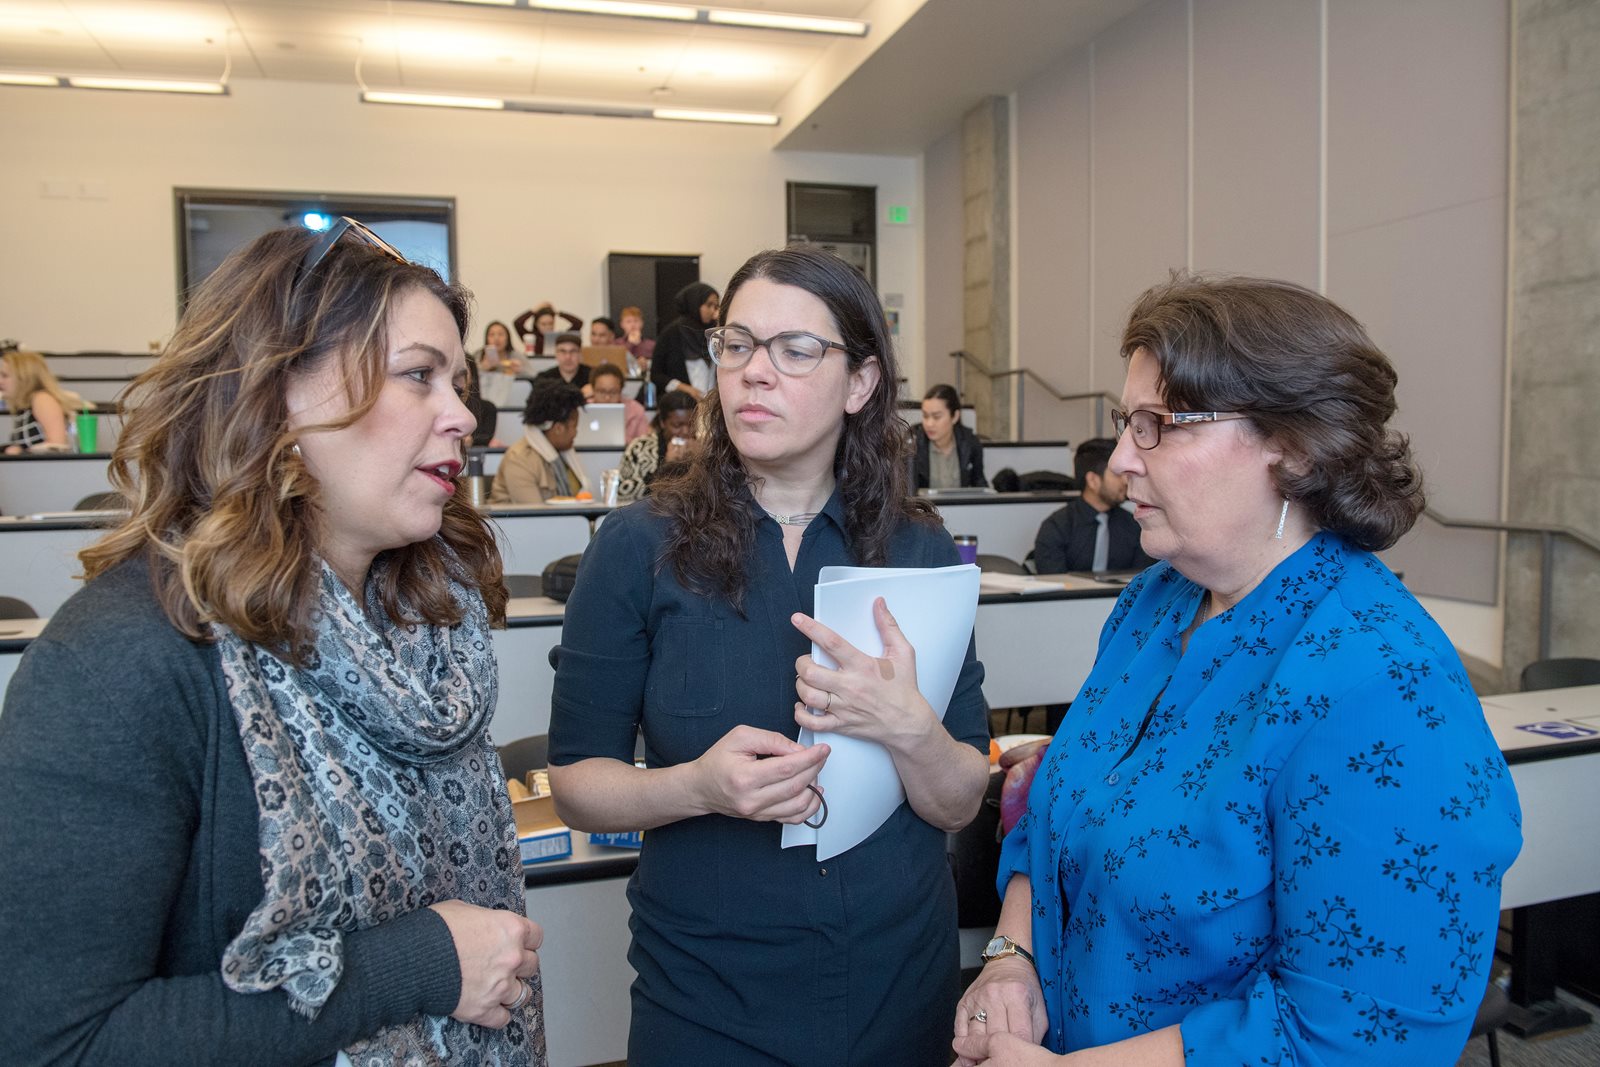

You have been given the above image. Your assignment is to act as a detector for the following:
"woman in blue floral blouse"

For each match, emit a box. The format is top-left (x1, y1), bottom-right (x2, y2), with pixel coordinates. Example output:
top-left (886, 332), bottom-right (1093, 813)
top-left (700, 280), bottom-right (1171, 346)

top-left (953, 274), bottom-right (1522, 1067)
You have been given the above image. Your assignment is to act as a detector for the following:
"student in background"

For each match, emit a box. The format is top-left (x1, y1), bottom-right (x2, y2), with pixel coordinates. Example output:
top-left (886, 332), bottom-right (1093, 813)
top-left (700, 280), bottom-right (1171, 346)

top-left (475, 320), bottom-right (524, 375)
top-left (491, 378), bottom-right (588, 503)
top-left (588, 361), bottom-right (650, 444)
top-left (618, 305), bottom-right (655, 378)
top-left (648, 282), bottom-right (720, 401)
top-left (612, 387), bottom-right (697, 502)
top-left (912, 383), bottom-right (986, 490)
top-left (588, 317), bottom-right (621, 346)
top-left (513, 304), bottom-right (582, 355)
top-left (1031, 437), bottom-right (1155, 573)
top-left (1, 350), bottom-right (84, 453)
top-left (533, 333), bottom-right (591, 392)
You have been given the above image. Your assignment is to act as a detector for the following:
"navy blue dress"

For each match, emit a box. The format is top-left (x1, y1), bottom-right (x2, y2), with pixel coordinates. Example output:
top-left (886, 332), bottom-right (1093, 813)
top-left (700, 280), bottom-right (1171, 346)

top-left (549, 492), bottom-right (989, 1066)
top-left (999, 532), bottom-right (1522, 1064)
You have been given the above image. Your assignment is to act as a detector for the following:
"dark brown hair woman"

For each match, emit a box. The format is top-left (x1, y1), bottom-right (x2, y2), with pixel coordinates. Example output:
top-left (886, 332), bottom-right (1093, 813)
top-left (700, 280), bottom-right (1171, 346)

top-left (0, 220), bottom-right (547, 1066)
top-left (548, 244), bottom-right (990, 1065)
top-left (954, 273), bottom-right (1519, 1067)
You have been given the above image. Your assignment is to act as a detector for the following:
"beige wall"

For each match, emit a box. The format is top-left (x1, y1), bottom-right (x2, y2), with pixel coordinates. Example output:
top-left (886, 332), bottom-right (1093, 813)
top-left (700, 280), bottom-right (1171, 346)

top-left (0, 77), bottom-right (923, 370)
top-left (928, 0), bottom-right (1510, 633)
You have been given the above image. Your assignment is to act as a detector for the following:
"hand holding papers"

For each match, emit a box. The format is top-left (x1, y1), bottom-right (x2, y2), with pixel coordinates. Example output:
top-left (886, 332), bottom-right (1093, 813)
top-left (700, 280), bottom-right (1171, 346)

top-left (782, 564), bottom-right (981, 860)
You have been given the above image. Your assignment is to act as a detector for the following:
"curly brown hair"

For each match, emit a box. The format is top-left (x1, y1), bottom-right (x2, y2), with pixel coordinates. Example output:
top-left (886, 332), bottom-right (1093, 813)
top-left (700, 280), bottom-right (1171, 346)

top-left (1121, 271), bottom-right (1425, 551)
top-left (648, 245), bottom-right (937, 610)
top-left (80, 226), bottom-right (506, 663)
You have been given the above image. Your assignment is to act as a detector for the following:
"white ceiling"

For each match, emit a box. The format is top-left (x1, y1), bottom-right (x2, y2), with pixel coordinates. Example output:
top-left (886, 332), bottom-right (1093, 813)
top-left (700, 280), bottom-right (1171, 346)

top-left (0, 0), bottom-right (1145, 151)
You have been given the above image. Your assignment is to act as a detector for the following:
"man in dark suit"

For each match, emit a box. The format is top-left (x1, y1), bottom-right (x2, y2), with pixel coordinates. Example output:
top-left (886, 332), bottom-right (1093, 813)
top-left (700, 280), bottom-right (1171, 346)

top-left (1032, 438), bottom-right (1155, 573)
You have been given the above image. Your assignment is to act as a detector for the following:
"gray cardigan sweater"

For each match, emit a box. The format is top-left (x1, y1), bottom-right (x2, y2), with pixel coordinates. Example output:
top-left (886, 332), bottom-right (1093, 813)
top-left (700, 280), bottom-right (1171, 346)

top-left (0, 556), bottom-right (461, 1066)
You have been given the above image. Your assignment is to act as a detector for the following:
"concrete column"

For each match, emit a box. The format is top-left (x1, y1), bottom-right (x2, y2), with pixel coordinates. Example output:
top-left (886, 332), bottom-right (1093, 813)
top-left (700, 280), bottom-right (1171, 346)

top-left (1503, 0), bottom-right (1600, 678)
top-left (960, 96), bottom-right (1012, 438)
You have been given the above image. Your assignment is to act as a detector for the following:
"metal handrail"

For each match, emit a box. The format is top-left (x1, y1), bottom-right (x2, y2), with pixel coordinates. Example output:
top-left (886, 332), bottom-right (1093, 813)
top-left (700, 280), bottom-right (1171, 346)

top-left (948, 350), bottom-right (1120, 439)
top-left (1421, 507), bottom-right (1600, 661)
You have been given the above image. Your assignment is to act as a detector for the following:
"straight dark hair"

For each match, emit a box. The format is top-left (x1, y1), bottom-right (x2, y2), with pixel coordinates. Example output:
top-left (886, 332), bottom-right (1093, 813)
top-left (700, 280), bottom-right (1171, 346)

top-left (1121, 271), bottom-right (1424, 551)
top-left (1073, 438), bottom-right (1116, 485)
top-left (923, 383), bottom-right (961, 417)
top-left (650, 246), bottom-right (937, 610)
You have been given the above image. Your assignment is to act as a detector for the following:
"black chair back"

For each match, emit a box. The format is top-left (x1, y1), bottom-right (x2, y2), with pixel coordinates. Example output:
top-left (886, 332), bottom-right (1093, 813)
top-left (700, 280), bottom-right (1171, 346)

top-left (947, 768), bottom-right (1004, 929)
top-left (0, 596), bottom-right (38, 619)
top-left (976, 553), bottom-right (1029, 576)
top-left (504, 574), bottom-right (543, 599)
top-left (497, 735), bottom-right (550, 784)
top-left (74, 492), bottom-right (127, 511)
top-left (1521, 657), bottom-right (1600, 692)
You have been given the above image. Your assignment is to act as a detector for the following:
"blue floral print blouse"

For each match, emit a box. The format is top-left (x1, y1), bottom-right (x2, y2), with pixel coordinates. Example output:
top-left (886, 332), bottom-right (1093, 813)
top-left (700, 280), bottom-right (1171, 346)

top-left (998, 532), bottom-right (1522, 1064)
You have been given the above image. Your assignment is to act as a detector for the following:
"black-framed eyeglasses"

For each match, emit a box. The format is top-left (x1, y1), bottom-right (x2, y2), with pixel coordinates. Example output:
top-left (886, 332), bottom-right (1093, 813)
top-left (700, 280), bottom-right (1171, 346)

top-left (704, 326), bottom-right (850, 377)
top-left (294, 216), bottom-right (408, 293)
top-left (1110, 408), bottom-right (1249, 450)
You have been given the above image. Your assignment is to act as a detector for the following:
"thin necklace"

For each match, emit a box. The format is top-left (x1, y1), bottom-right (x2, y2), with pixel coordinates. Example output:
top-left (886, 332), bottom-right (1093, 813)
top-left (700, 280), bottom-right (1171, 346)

top-left (763, 508), bottom-right (819, 527)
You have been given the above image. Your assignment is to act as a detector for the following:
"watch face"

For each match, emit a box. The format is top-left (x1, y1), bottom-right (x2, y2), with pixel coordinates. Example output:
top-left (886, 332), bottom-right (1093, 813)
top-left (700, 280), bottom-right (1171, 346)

top-left (983, 936), bottom-right (1007, 957)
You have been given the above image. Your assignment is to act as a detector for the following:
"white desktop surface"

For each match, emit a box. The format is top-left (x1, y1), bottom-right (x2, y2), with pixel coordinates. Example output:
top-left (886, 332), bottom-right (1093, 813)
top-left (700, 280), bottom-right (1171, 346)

top-left (1478, 685), bottom-right (1600, 910)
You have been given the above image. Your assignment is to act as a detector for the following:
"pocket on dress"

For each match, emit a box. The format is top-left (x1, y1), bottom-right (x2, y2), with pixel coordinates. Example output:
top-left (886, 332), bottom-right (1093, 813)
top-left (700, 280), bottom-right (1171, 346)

top-left (646, 616), bottom-right (725, 717)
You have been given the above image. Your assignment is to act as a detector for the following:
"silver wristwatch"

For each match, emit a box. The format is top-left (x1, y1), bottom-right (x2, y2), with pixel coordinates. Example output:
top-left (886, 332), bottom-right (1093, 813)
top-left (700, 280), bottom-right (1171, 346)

top-left (980, 935), bottom-right (1035, 968)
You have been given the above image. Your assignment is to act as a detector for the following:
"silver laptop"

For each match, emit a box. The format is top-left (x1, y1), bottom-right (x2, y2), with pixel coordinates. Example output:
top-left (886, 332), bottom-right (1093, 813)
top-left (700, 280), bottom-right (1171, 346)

top-left (575, 403), bottom-right (627, 447)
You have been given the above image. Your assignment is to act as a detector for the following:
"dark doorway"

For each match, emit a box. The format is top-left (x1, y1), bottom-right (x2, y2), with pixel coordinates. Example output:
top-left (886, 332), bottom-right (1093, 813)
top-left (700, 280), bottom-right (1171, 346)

top-left (605, 253), bottom-right (701, 338)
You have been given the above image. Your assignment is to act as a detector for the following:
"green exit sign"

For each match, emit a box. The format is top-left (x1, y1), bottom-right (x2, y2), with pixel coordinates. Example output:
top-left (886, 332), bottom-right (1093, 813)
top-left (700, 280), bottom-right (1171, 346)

top-left (885, 204), bottom-right (911, 225)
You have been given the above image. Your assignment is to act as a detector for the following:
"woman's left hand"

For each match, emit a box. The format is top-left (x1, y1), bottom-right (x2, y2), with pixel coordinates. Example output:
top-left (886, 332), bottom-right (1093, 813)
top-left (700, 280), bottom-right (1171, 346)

top-left (790, 598), bottom-right (936, 750)
top-left (959, 1031), bottom-right (1063, 1066)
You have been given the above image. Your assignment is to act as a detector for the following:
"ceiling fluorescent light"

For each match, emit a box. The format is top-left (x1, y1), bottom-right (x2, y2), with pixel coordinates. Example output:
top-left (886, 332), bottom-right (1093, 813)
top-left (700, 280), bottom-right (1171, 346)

top-left (67, 76), bottom-right (227, 94)
top-left (362, 90), bottom-right (505, 110)
top-left (531, 0), bottom-right (697, 19)
top-left (0, 72), bottom-right (62, 87)
top-left (653, 107), bottom-right (778, 126)
top-left (705, 9), bottom-right (868, 35)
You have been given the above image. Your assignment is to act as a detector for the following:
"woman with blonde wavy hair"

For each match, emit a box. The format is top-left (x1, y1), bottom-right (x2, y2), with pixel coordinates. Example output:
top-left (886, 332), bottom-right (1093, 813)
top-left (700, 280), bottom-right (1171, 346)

top-left (1, 348), bottom-right (85, 453)
top-left (0, 220), bottom-right (548, 1067)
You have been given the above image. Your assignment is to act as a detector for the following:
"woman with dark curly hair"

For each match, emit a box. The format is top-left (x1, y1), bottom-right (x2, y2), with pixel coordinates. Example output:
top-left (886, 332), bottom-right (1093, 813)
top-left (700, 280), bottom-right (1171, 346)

top-left (490, 378), bottom-right (588, 503)
top-left (954, 274), bottom-right (1521, 1067)
top-left (0, 220), bottom-right (545, 1066)
top-left (614, 388), bottom-right (698, 503)
top-left (548, 245), bottom-right (990, 1065)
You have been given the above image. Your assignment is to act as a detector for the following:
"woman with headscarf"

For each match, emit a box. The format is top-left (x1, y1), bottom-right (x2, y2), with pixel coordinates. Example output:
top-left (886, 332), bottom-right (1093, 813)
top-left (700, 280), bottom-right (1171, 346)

top-left (648, 281), bottom-right (720, 401)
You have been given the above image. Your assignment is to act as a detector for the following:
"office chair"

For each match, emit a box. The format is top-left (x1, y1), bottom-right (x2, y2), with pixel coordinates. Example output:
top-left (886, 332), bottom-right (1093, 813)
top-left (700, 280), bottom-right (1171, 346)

top-left (74, 492), bottom-right (127, 511)
top-left (1520, 657), bottom-right (1600, 692)
top-left (497, 735), bottom-right (550, 785)
top-left (0, 596), bottom-right (38, 619)
top-left (1469, 977), bottom-right (1511, 1067)
top-left (976, 553), bottom-right (1029, 576)
top-left (504, 574), bottom-right (544, 599)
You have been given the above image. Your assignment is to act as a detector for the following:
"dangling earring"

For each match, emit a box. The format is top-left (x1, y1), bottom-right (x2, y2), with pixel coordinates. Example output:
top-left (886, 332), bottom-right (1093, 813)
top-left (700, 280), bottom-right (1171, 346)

top-left (1274, 498), bottom-right (1289, 540)
top-left (291, 442), bottom-right (302, 458)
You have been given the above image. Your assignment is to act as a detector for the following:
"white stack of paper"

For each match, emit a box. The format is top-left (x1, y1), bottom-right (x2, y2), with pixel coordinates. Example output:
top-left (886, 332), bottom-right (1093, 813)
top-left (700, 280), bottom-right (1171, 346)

top-left (781, 563), bottom-right (980, 860)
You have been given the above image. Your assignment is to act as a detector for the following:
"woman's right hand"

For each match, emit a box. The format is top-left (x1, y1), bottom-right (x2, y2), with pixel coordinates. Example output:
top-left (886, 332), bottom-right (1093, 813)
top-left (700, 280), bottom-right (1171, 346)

top-left (664, 436), bottom-right (695, 464)
top-left (952, 956), bottom-right (1048, 1066)
top-left (429, 900), bottom-right (543, 1029)
top-left (692, 724), bottom-right (828, 824)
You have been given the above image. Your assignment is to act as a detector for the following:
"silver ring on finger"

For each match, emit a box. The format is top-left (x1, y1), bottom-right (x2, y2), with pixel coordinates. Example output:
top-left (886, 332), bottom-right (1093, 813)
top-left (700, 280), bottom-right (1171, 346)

top-left (507, 980), bottom-right (532, 1012)
top-left (970, 1008), bottom-right (988, 1024)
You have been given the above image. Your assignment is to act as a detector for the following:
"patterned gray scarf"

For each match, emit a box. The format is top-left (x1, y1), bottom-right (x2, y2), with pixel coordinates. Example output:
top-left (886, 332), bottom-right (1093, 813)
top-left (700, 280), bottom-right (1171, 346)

top-left (215, 559), bottom-right (546, 1066)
